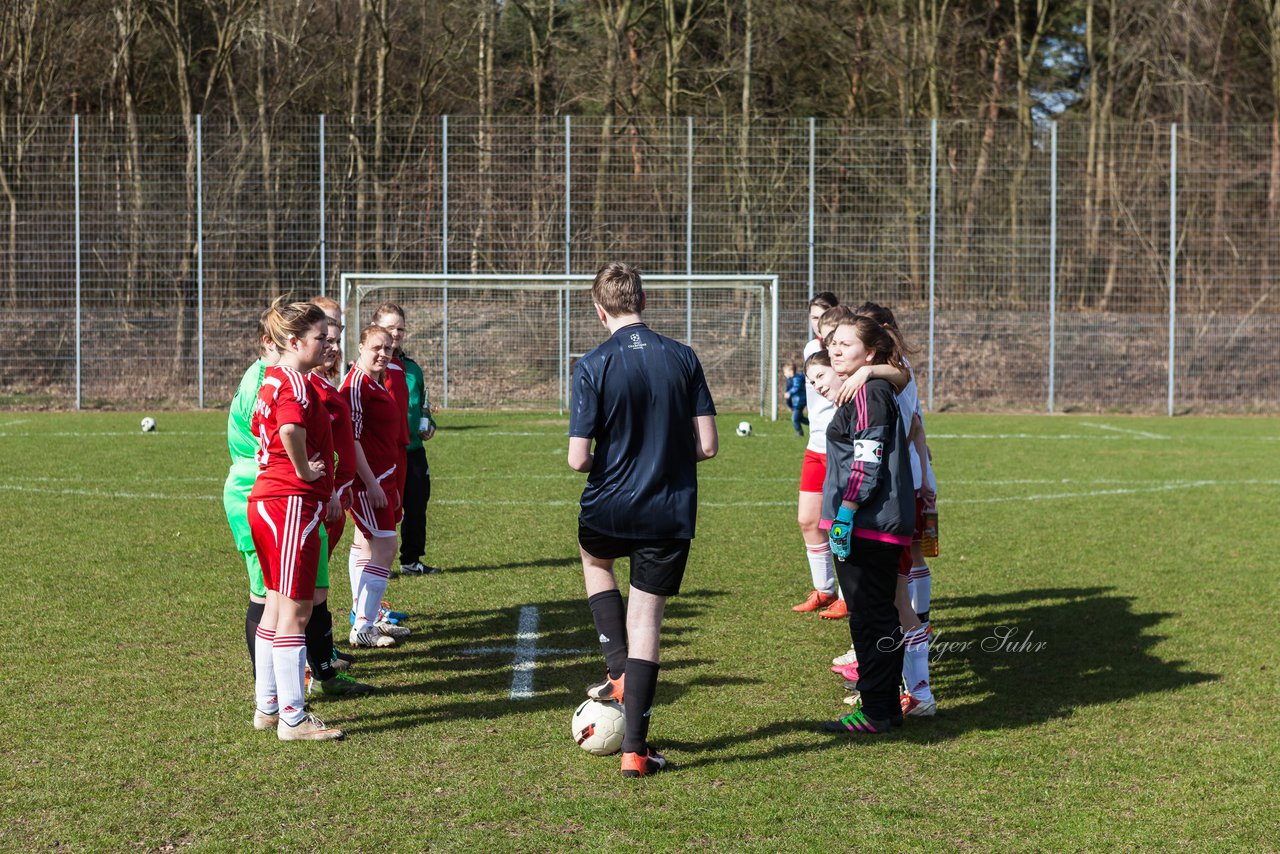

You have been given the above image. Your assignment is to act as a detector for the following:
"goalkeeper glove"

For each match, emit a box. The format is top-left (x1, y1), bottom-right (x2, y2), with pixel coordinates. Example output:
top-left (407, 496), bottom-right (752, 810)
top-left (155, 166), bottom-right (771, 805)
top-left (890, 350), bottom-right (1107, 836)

top-left (829, 505), bottom-right (854, 561)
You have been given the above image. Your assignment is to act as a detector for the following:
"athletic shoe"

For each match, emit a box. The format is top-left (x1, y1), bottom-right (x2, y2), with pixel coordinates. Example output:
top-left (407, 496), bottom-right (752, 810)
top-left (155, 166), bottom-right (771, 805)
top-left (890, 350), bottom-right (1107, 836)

top-left (380, 602), bottom-right (409, 623)
top-left (320, 673), bottom-right (375, 697)
top-left (824, 707), bottom-right (893, 735)
top-left (792, 589), bottom-right (837, 613)
top-left (818, 599), bottom-right (848, 620)
top-left (586, 672), bottom-right (625, 704)
top-left (277, 712), bottom-right (345, 741)
top-left (832, 646), bottom-right (858, 666)
top-left (401, 561), bottom-right (443, 576)
top-left (842, 680), bottom-right (858, 692)
top-left (831, 662), bottom-right (860, 682)
top-left (376, 621), bottom-right (411, 639)
top-left (253, 709), bottom-right (279, 730)
top-left (349, 626), bottom-right (395, 648)
top-left (901, 693), bottom-right (938, 718)
top-left (620, 746), bottom-right (667, 778)
top-left (330, 650), bottom-right (353, 673)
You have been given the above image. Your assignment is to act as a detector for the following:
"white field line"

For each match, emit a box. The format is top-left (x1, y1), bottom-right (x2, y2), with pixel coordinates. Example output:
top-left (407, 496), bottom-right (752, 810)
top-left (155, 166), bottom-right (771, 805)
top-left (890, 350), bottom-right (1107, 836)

top-left (458, 606), bottom-right (590, 701)
top-left (0, 419), bottom-right (30, 427)
top-left (0, 430), bottom-right (221, 438)
top-left (0, 483), bottom-right (219, 501)
top-left (1081, 422), bottom-right (1171, 440)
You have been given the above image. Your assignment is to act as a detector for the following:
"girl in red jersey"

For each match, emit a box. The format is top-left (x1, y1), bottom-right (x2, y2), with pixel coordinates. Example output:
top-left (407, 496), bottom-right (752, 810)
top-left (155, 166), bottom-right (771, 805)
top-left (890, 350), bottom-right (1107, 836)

top-left (341, 325), bottom-right (412, 649)
top-left (374, 303), bottom-right (412, 529)
top-left (248, 298), bottom-right (345, 741)
top-left (301, 317), bottom-right (373, 697)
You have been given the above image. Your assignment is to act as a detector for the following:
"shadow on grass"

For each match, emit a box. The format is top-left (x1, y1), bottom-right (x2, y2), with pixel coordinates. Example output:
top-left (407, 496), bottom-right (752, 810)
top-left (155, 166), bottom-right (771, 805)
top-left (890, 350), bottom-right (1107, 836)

top-left (436, 556), bottom-right (581, 575)
top-left (342, 589), bottom-right (739, 736)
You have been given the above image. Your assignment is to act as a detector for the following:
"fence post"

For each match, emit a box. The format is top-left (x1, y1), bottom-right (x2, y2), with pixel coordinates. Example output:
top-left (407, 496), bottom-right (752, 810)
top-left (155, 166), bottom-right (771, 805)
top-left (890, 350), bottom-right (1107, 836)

top-left (808, 116), bottom-right (815, 312)
top-left (196, 114), bottom-right (204, 408)
top-left (1048, 122), bottom-right (1058, 413)
top-left (319, 114), bottom-right (326, 297)
top-left (927, 119), bottom-right (938, 412)
top-left (686, 116), bottom-right (693, 343)
top-left (74, 114), bottom-right (82, 411)
top-left (441, 115), bottom-right (449, 408)
top-left (1168, 123), bottom-right (1178, 417)
top-left (561, 115), bottom-right (572, 415)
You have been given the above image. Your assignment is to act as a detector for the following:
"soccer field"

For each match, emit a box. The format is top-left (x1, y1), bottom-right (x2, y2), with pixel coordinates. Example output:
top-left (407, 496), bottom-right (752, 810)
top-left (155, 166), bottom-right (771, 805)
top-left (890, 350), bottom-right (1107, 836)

top-left (2, 410), bottom-right (1277, 851)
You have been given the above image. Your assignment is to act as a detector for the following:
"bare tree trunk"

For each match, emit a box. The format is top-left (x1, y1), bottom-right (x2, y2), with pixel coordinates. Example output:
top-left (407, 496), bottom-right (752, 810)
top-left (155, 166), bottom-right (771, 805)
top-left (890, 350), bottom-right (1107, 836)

top-left (471, 0), bottom-right (497, 274)
top-left (372, 0), bottom-right (390, 271)
top-left (1010, 0), bottom-right (1049, 304)
top-left (348, 3), bottom-right (369, 275)
top-left (256, 3), bottom-right (280, 294)
top-left (960, 35), bottom-right (1007, 287)
top-left (592, 0), bottom-right (635, 259)
top-left (737, 0), bottom-right (754, 338)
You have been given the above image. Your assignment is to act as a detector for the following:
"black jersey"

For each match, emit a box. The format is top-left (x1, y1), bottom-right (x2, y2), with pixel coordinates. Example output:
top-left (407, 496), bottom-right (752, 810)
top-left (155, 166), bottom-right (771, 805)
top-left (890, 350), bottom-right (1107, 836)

top-left (569, 322), bottom-right (716, 539)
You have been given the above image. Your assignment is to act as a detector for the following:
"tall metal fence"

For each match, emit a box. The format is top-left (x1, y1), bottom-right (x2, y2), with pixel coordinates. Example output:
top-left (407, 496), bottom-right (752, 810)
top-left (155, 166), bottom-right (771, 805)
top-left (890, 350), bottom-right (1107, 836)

top-left (0, 115), bottom-right (1277, 413)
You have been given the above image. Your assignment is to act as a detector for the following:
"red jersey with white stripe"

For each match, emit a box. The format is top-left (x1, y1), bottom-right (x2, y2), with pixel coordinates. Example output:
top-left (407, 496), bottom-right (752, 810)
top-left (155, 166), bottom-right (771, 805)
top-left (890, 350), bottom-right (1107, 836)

top-left (384, 359), bottom-right (411, 449)
top-left (249, 365), bottom-right (334, 501)
top-left (341, 365), bottom-right (401, 481)
top-left (307, 371), bottom-right (356, 500)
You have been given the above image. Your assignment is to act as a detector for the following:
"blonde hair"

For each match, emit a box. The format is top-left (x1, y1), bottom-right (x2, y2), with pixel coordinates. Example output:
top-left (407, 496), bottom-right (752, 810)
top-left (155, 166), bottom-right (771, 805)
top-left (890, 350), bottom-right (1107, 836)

top-left (592, 262), bottom-right (643, 317)
top-left (310, 295), bottom-right (341, 322)
top-left (262, 296), bottom-right (326, 351)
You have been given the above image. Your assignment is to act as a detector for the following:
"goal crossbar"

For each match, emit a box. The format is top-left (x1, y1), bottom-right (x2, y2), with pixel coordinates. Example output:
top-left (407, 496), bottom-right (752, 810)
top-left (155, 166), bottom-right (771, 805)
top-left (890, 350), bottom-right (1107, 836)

top-left (339, 272), bottom-right (780, 420)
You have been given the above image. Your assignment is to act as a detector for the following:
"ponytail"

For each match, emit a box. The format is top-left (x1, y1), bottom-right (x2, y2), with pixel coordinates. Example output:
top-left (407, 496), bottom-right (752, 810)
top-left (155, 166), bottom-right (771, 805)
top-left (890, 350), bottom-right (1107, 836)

top-left (262, 296), bottom-right (326, 351)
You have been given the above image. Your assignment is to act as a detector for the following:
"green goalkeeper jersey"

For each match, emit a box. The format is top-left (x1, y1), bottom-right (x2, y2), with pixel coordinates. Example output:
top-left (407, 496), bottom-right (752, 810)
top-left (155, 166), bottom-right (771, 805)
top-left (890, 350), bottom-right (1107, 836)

top-left (227, 359), bottom-right (267, 482)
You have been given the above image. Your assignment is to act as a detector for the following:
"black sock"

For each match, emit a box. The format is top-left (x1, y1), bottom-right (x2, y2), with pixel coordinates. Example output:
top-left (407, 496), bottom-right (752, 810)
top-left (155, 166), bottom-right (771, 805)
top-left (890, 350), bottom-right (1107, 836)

top-left (306, 602), bottom-right (338, 682)
top-left (587, 590), bottom-right (628, 679)
top-left (917, 610), bottom-right (930, 624)
top-left (621, 658), bottom-right (659, 755)
top-left (245, 601), bottom-right (265, 674)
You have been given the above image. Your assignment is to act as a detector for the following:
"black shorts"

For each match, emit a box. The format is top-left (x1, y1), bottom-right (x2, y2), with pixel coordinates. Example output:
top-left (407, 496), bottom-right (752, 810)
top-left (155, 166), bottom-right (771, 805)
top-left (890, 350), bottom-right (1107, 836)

top-left (578, 522), bottom-right (691, 597)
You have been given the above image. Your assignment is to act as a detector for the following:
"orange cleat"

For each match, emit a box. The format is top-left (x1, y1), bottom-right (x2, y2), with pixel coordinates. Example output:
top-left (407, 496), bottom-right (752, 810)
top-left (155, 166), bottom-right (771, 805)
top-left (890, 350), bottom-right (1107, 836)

top-left (620, 746), bottom-right (668, 778)
top-left (818, 598), bottom-right (848, 620)
top-left (792, 589), bottom-right (838, 613)
top-left (586, 672), bottom-right (625, 704)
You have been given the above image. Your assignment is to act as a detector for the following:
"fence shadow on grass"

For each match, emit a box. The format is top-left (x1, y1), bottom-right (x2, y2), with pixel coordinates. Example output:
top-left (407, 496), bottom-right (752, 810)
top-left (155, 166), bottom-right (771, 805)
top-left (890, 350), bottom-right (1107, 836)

top-left (343, 589), bottom-right (741, 736)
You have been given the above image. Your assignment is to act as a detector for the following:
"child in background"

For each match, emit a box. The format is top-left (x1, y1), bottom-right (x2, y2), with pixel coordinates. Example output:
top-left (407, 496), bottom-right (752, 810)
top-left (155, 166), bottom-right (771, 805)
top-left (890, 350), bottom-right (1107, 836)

top-left (782, 362), bottom-right (807, 436)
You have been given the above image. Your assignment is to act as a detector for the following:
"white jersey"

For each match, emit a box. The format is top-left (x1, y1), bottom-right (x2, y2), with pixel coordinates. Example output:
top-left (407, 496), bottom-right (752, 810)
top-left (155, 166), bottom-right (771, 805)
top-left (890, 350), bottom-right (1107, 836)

top-left (895, 361), bottom-right (936, 492)
top-left (803, 337), bottom-right (835, 455)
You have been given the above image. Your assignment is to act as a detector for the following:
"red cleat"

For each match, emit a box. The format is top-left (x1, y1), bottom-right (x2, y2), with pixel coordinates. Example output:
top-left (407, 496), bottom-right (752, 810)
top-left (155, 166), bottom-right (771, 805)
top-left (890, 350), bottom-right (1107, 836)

top-left (792, 590), bottom-right (838, 613)
top-left (818, 598), bottom-right (848, 619)
top-left (620, 746), bottom-right (668, 778)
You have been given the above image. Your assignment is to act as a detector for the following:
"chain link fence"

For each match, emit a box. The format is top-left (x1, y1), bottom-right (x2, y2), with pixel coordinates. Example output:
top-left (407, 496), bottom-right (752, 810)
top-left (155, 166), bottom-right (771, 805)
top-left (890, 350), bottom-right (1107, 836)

top-left (1, 115), bottom-right (1276, 413)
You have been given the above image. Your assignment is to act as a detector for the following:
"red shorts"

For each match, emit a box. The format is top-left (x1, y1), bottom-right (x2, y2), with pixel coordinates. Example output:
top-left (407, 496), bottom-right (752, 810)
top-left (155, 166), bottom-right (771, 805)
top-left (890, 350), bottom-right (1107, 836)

top-left (349, 484), bottom-right (402, 539)
top-left (799, 449), bottom-right (827, 494)
top-left (324, 514), bottom-right (346, 558)
top-left (898, 493), bottom-right (927, 576)
top-left (249, 496), bottom-right (324, 599)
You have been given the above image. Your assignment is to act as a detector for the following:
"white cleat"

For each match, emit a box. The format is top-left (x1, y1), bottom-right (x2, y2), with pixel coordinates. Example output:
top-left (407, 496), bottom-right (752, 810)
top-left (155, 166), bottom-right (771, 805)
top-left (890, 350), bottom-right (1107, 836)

top-left (376, 621), bottom-right (411, 639)
top-left (277, 712), bottom-right (345, 741)
top-left (253, 709), bottom-right (280, 730)
top-left (349, 626), bottom-right (396, 648)
top-left (832, 647), bottom-right (858, 667)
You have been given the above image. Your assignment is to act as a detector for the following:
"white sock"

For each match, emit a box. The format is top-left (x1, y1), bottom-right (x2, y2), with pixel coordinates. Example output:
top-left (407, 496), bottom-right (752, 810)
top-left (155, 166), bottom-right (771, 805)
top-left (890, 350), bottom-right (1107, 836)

top-left (909, 565), bottom-right (931, 617)
top-left (902, 625), bottom-right (934, 702)
top-left (354, 564), bottom-right (390, 630)
top-left (348, 541), bottom-right (367, 614)
top-left (804, 540), bottom-right (836, 594)
top-left (254, 627), bottom-right (278, 714)
top-left (273, 633), bottom-right (308, 726)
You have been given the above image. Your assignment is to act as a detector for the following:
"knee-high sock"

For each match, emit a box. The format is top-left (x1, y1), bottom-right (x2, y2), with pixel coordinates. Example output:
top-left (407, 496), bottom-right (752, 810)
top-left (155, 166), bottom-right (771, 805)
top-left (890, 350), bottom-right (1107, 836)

top-left (245, 601), bottom-right (266, 673)
top-left (621, 658), bottom-right (660, 755)
top-left (273, 633), bottom-right (308, 726)
top-left (909, 565), bottom-right (931, 622)
top-left (254, 626), bottom-right (278, 714)
top-left (804, 540), bottom-right (836, 595)
top-left (348, 542), bottom-right (367, 612)
top-left (306, 604), bottom-right (337, 682)
top-left (902, 625), bottom-right (934, 702)
top-left (588, 590), bottom-right (628, 679)
top-left (354, 564), bottom-right (390, 630)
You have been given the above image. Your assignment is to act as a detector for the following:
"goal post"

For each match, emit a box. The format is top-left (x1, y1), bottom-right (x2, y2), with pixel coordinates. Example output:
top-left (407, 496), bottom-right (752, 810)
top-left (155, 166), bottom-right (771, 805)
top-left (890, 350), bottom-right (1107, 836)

top-left (339, 273), bottom-right (780, 420)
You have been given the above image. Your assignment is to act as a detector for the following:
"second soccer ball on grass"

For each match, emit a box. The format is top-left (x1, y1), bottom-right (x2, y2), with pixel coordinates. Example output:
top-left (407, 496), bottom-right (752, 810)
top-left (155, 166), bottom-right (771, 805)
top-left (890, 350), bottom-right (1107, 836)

top-left (736, 420), bottom-right (752, 437)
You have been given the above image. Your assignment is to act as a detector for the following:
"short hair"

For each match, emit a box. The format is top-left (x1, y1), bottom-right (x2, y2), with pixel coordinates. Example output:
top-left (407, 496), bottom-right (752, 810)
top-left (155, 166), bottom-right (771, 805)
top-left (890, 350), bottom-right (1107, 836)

top-left (262, 296), bottom-right (326, 351)
top-left (810, 291), bottom-right (839, 311)
top-left (592, 262), bottom-right (643, 317)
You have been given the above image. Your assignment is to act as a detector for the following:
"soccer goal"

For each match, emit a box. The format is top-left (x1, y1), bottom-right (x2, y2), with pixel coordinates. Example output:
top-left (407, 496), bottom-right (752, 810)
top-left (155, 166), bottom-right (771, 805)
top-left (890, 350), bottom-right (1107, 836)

top-left (339, 273), bottom-right (779, 419)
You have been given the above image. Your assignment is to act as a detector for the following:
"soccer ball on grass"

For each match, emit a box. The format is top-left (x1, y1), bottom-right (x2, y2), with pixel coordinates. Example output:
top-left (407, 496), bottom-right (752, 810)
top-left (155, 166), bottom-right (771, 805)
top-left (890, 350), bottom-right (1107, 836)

top-left (140, 417), bottom-right (157, 432)
top-left (571, 699), bottom-right (625, 756)
top-left (735, 420), bottom-right (752, 437)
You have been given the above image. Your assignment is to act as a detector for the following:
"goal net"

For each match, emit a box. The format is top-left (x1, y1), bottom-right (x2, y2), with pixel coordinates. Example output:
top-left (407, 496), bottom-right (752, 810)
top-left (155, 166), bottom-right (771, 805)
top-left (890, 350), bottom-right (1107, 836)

top-left (339, 273), bottom-right (779, 419)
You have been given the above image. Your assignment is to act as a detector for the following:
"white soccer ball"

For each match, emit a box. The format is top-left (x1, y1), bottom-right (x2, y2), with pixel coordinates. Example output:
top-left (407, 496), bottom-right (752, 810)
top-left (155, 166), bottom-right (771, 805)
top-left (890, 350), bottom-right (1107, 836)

top-left (140, 417), bottom-right (157, 433)
top-left (571, 699), bottom-right (625, 756)
top-left (736, 420), bottom-right (752, 437)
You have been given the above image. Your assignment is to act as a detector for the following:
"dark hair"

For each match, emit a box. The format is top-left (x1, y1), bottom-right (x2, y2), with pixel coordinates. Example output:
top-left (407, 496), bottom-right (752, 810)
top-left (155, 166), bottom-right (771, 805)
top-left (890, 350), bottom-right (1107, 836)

top-left (803, 349), bottom-right (832, 373)
top-left (853, 301), bottom-right (896, 329)
top-left (838, 316), bottom-right (911, 371)
top-left (810, 291), bottom-right (839, 310)
top-left (819, 305), bottom-right (858, 345)
top-left (373, 302), bottom-right (406, 324)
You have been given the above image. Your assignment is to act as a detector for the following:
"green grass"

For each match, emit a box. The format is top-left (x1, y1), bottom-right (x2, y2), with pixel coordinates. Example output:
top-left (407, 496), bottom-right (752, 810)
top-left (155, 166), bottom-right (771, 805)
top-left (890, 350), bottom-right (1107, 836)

top-left (2, 411), bottom-right (1277, 851)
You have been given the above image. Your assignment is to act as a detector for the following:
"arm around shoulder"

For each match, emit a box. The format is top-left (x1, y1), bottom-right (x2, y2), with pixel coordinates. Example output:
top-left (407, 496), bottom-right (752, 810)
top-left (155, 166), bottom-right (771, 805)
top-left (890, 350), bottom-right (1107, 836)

top-left (694, 415), bottom-right (718, 461)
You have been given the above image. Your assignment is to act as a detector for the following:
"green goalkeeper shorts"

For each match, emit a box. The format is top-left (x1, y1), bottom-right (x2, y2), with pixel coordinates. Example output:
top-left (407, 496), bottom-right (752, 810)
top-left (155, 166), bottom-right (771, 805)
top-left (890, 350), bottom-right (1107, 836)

top-left (225, 464), bottom-right (329, 595)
